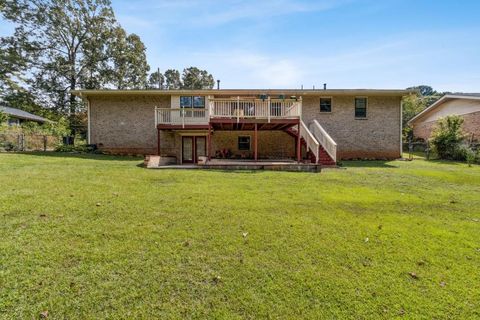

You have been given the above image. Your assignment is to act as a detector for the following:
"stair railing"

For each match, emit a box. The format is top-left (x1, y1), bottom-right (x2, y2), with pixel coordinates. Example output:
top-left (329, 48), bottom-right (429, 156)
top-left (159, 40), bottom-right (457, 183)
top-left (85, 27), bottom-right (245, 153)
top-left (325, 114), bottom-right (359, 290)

top-left (310, 120), bottom-right (337, 163)
top-left (299, 120), bottom-right (320, 164)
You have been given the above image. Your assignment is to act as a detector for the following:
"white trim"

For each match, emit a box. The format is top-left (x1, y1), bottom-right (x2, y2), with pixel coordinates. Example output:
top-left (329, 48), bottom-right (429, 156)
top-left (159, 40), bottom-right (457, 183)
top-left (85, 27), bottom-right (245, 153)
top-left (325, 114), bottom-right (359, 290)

top-left (408, 94), bottom-right (480, 125)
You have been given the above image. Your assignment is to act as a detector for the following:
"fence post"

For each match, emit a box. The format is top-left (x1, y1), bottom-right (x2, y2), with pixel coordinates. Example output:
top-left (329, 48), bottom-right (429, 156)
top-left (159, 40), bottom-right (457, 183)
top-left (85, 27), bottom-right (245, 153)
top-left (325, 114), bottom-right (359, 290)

top-left (43, 135), bottom-right (47, 151)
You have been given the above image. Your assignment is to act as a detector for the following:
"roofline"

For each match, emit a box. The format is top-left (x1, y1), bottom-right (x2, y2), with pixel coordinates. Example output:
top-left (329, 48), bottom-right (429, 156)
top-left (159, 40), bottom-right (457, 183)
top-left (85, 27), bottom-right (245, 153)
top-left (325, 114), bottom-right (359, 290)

top-left (408, 94), bottom-right (480, 125)
top-left (72, 88), bottom-right (415, 97)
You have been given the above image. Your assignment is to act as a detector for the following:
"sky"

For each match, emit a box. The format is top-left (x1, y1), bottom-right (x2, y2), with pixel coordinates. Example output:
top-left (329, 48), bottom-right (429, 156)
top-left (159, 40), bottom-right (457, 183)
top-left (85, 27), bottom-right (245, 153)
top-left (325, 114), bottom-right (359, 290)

top-left (2, 0), bottom-right (480, 91)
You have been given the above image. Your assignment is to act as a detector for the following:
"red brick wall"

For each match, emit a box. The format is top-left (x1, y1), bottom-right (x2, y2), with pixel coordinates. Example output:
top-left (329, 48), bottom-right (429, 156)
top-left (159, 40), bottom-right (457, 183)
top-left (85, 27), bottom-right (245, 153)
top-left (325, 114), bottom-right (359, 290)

top-left (413, 111), bottom-right (480, 141)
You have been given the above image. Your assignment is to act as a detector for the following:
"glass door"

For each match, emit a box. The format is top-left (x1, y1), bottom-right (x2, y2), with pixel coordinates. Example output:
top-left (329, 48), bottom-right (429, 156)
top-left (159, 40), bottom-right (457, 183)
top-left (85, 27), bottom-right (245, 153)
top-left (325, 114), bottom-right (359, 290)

top-left (195, 137), bottom-right (206, 161)
top-left (182, 137), bottom-right (194, 163)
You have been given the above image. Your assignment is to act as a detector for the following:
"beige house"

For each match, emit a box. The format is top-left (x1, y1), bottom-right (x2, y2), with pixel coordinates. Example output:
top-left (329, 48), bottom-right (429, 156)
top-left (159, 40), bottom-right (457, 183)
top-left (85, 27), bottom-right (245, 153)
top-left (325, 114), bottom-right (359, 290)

top-left (73, 89), bottom-right (411, 166)
top-left (408, 94), bottom-right (480, 142)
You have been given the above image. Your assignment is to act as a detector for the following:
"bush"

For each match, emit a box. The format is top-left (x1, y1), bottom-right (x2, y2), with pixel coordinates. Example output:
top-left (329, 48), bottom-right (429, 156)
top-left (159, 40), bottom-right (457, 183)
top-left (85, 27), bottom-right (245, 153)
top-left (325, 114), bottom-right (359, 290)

top-left (55, 144), bottom-right (89, 153)
top-left (430, 115), bottom-right (465, 160)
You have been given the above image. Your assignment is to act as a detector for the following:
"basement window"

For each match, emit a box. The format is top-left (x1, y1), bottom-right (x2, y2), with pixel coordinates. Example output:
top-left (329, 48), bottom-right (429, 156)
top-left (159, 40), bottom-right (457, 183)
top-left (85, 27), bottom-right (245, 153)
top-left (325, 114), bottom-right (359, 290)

top-left (355, 97), bottom-right (367, 118)
top-left (320, 98), bottom-right (332, 112)
top-left (238, 136), bottom-right (251, 151)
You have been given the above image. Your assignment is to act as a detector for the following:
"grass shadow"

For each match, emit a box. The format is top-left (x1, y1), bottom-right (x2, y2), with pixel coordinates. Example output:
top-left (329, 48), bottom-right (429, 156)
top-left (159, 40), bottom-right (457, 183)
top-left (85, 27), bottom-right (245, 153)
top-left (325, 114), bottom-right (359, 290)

top-left (340, 160), bottom-right (399, 168)
top-left (11, 151), bottom-right (143, 161)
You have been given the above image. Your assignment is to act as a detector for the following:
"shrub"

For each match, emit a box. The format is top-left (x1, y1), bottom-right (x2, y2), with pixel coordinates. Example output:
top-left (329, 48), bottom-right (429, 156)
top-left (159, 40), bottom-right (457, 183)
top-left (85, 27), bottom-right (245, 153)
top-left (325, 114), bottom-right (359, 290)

top-left (430, 115), bottom-right (465, 160)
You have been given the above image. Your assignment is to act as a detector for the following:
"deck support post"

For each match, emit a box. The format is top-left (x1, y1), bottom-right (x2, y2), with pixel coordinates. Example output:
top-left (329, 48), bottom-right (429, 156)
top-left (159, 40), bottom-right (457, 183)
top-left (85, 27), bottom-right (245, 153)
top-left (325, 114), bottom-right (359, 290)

top-left (296, 122), bottom-right (301, 163)
top-left (207, 123), bottom-right (212, 160)
top-left (254, 123), bottom-right (258, 161)
top-left (157, 128), bottom-right (161, 156)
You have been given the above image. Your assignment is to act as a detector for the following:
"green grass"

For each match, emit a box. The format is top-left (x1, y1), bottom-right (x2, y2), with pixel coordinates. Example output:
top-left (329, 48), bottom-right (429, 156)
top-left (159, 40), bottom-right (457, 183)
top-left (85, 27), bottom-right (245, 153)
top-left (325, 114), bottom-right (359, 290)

top-left (1, 153), bottom-right (479, 319)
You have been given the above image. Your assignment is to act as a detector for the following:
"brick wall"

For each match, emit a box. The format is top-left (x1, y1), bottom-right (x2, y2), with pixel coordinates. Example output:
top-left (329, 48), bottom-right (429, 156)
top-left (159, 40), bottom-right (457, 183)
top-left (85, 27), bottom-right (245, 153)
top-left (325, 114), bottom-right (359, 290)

top-left (413, 111), bottom-right (480, 142)
top-left (89, 95), bottom-right (169, 154)
top-left (302, 95), bottom-right (402, 159)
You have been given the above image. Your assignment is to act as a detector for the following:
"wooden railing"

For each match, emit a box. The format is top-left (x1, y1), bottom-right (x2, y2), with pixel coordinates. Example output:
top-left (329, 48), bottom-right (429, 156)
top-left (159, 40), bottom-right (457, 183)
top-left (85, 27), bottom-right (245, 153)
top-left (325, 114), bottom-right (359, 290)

top-left (299, 120), bottom-right (320, 164)
top-left (209, 98), bottom-right (301, 121)
top-left (310, 120), bottom-right (337, 163)
top-left (155, 108), bottom-right (209, 127)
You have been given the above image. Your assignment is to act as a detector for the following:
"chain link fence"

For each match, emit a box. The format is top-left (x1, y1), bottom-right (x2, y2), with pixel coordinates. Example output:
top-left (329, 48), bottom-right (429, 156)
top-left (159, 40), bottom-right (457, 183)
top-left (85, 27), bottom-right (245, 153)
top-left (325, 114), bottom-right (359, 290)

top-left (0, 133), bottom-right (62, 152)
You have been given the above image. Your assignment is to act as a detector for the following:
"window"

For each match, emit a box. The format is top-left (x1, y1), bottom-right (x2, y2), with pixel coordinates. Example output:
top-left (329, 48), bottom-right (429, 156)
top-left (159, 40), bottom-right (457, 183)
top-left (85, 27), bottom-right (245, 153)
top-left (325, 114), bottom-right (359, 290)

top-left (355, 97), bottom-right (367, 118)
top-left (180, 96), bottom-right (205, 108)
top-left (320, 98), bottom-right (332, 112)
top-left (238, 136), bottom-right (250, 151)
top-left (7, 118), bottom-right (20, 126)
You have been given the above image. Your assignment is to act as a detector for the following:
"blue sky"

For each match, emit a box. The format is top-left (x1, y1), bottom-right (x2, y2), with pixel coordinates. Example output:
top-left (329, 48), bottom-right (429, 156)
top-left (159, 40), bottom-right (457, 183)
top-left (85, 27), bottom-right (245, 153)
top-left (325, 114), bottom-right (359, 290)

top-left (2, 0), bottom-right (480, 91)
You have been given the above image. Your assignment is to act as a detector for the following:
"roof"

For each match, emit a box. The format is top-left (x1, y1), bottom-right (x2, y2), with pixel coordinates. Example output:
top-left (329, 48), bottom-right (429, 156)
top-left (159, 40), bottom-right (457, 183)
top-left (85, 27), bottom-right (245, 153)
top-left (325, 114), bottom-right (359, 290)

top-left (408, 94), bottom-right (480, 125)
top-left (0, 106), bottom-right (49, 123)
top-left (72, 88), bottom-right (415, 97)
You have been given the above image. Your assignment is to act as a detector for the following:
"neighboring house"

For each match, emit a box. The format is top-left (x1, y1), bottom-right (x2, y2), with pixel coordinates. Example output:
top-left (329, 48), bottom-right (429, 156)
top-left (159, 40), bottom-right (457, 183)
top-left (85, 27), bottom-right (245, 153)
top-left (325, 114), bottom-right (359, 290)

top-left (408, 94), bottom-right (480, 142)
top-left (0, 106), bottom-right (49, 126)
top-left (72, 89), bottom-right (412, 165)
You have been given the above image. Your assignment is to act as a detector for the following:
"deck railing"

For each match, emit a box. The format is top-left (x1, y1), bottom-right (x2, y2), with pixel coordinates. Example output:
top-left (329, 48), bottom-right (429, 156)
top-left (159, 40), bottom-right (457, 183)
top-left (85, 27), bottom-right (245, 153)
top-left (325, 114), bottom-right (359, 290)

top-left (156, 108), bottom-right (209, 127)
top-left (209, 98), bottom-right (301, 121)
top-left (310, 119), bottom-right (337, 163)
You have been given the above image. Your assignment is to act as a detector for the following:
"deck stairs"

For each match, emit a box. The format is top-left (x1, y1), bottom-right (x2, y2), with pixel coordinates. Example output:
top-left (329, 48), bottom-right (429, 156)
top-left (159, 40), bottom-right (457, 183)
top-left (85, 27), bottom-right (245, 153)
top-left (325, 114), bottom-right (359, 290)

top-left (285, 120), bottom-right (337, 166)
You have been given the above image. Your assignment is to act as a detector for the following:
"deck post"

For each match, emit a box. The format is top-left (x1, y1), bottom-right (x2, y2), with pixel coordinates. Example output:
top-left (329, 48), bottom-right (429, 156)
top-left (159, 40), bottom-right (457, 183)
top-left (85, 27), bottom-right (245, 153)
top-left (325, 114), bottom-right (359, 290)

top-left (296, 122), bottom-right (301, 163)
top-left (157, 128), bottom-right (161, 156)
top-left (207, 123), bottom-right (212, 160)
top-left (254, 123), bottom-right (258, 161)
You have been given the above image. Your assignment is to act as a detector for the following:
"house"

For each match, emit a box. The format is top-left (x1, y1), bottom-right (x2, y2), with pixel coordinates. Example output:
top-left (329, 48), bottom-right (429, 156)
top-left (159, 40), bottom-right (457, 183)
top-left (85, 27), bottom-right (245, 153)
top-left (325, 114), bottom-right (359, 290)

top-left (0, 106), bottom-right (49, 126)
top-left (408, 94), bottom-right (480, 142)
top-left (72, 88), bottom-right (412, 165)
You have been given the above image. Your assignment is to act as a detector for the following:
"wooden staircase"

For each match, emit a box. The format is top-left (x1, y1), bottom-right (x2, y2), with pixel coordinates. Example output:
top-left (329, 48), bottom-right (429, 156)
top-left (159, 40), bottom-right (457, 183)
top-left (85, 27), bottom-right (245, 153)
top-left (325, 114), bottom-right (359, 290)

top-left (285, 121), bottom-right (336, 166)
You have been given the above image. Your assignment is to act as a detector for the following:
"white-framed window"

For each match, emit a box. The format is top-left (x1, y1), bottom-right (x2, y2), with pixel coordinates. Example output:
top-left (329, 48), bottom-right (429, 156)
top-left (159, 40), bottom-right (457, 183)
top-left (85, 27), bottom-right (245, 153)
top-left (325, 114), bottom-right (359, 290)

top-left (180, 96), bottom-right (205, 108)
top-left (355, 97), bottom-right (367, 118)
top-left (320, 97), bottom-right (332, 112)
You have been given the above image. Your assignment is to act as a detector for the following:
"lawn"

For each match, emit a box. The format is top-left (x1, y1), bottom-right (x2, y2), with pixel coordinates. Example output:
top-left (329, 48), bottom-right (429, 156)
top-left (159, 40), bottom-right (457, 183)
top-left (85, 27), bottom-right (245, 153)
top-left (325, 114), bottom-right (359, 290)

top-left (1, 153), bottom-right (479, 319)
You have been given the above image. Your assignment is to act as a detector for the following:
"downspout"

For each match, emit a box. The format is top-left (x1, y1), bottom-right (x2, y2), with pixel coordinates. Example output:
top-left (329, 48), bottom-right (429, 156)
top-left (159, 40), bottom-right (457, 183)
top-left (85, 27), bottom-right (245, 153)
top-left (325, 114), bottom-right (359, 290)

top-left (400, 98), bottom-right (403, 158)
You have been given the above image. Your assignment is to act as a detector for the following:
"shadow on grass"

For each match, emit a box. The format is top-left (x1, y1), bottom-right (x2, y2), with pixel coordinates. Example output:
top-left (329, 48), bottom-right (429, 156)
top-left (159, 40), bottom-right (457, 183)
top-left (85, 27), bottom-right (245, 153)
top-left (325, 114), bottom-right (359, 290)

top-left (12, 151), bottom-right (143, 161)
top-left (340, 160), bottom-right (399, 168)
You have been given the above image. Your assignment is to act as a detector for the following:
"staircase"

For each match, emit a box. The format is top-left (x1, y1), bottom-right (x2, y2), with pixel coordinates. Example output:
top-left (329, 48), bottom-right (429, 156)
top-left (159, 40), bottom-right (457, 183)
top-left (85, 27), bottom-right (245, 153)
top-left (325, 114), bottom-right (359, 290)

top-left (285, 120), bottom-right (337, 166)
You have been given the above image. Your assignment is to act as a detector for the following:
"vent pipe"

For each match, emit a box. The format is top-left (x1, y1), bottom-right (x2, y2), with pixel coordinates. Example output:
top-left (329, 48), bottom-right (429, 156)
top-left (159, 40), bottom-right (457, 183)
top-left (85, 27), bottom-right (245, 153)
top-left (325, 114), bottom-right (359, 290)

top-left (217, 80), bottom-right (220, 90)
top-left (323, 83), bottom-right (327, 90)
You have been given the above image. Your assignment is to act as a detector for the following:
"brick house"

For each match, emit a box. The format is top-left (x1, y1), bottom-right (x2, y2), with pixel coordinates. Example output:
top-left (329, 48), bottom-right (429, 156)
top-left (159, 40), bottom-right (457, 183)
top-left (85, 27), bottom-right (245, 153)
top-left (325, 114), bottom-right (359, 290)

top-left (408, 94), bottom-right (480, 142)
top-left (73, 89), bottom-right (411, 165)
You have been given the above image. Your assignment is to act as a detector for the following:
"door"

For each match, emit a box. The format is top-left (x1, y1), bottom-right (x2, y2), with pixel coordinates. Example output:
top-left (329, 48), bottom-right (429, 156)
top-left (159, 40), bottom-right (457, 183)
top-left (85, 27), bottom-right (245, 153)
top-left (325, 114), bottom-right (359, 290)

top-left (182, 136), bottom-right (206, 164)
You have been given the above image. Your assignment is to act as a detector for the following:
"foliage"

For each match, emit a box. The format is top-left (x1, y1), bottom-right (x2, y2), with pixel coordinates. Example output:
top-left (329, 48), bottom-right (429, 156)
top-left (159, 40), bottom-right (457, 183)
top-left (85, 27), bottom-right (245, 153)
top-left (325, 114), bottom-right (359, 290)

top-left (147, 69), bottom-right (164, 89)
top-left (181, 66), bottom-right (215, 89)
top-left (1, 154), bottom-right (479, 318)
top-left (106, 27), bottom-right (149, 89)
top-left (0, 109), bottom-right (8, 123)
top-left (164, 69), bottom-right (182, 89)
top-left (430, 115), bottom-right (466, 160)
top-left (0, 0), bottom-right (150, 131)
top-left (54, 143), bottom-right (90, 153)
top-left (406, 85), bottom-right (438, 96)
top-left (162, 67), bottom-right (215, 90)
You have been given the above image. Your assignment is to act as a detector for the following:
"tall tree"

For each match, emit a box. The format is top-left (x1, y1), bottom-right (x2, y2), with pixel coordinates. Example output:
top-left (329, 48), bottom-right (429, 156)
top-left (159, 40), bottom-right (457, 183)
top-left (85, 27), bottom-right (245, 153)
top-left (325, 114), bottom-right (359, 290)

top-left (147, 69), bottom-right (164, 89)
top-left (164, 69), bottom-right (181, 89)
top-left (0, 0), bottom-right (150, 132)
top-left (181, 66), bottom-right (214, 89)
top-left (107, 27), bottom-right (149, 89)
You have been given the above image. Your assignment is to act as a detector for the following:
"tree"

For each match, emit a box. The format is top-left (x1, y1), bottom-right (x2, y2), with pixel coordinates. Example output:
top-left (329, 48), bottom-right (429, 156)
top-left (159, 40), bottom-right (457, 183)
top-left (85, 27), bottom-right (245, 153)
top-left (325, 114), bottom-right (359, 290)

top-left (107, 28), bottom-right (149, 89)
top-left (147, 69), bottom-right (164, 89)
top-left (0, 0), bottom-right (150, 133)
top-left (164, 69), bottom-right (181, 89)
top-left (181, 67), bottom-right (214, 89)
top-left (407, 85), bottom-right (437, 97)
top-left (430, 115), bottom-right (465, 160)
